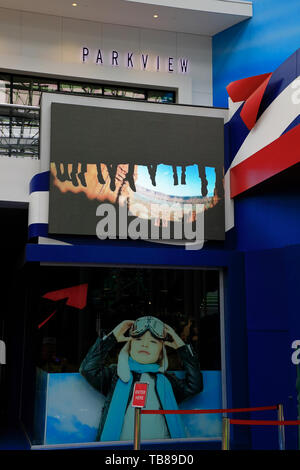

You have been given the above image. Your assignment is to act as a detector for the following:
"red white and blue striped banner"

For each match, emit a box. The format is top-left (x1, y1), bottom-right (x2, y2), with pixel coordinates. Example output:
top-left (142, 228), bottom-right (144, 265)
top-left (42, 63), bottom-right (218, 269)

top-left (225, 49), bottom-right (300, 231)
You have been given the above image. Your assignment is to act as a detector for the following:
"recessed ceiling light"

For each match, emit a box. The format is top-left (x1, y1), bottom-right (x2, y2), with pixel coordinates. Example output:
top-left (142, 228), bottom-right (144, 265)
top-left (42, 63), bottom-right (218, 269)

top-left (153, 14), bottom-right (159, 19)
top-left (72, 2), bottom-right (78, 6)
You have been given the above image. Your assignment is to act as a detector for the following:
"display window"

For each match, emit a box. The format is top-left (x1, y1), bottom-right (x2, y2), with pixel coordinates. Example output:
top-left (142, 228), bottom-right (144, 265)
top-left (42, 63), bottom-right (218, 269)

top-left (21, 265), bottom-right (223, 447)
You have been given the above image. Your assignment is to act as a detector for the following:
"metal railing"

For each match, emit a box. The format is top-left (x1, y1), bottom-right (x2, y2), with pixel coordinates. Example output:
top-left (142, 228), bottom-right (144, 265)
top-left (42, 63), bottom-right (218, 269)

top-left (134, 404), bottom-right (286, 450)
top-left (222, 404), bottom-right (287, 450)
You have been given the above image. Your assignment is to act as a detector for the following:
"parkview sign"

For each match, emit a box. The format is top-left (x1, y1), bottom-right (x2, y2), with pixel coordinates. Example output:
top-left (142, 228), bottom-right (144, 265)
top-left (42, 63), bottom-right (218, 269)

top-left (81, 47), bottom-right (189, 74)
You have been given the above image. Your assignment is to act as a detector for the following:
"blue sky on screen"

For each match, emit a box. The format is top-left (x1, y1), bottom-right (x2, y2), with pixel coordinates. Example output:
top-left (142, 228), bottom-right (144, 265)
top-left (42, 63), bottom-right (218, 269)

top-left (136, 164), bottom-right (216, 197)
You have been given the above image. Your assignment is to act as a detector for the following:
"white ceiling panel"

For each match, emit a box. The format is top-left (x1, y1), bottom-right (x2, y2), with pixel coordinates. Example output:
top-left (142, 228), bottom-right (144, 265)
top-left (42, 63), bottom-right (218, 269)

top-left (0, 0), bottom-right (252, 35)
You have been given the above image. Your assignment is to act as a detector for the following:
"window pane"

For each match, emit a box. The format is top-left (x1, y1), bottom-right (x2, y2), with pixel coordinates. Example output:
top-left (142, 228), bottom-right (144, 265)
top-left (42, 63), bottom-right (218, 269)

top-left (12, 76), bottom-right (58, 106)
top-left (103, 87), bottom-right (119, 97)
top-left (0, 107), bottom-right (39, 157)
top-left (147, 90), bottom-right (175, 103)
top-left (104, 87), bottom-right (146, 100)
top-left (0, 114), bottom-right (10, 156)
top-left (60, 82), bottom-right (103, 95)
top-left (0, 75), bottom-right (11, 104)
top-left (122, 89), bottom-right (145, 99)
top-left (0, 74), bottom-right (175, 159)
top-left (21, 266), bottom-right (222, 446)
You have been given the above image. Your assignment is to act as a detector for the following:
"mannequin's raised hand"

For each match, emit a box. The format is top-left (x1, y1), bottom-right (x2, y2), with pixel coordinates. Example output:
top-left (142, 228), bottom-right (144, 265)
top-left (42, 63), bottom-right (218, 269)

top-left (164, 324), bottom-right (185, 349)
top-left (112, 320), bottom-right (134, 342)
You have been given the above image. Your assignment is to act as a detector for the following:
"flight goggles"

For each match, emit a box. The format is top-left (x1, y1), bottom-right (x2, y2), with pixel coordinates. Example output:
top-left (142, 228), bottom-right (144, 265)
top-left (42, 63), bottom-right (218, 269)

top-left (129, 316), bottom-right (166, 340)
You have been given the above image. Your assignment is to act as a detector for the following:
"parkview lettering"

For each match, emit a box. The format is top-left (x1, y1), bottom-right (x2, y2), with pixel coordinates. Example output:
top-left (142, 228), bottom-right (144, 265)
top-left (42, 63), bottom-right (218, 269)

top-left (82, 47), bottom-right (189, 73)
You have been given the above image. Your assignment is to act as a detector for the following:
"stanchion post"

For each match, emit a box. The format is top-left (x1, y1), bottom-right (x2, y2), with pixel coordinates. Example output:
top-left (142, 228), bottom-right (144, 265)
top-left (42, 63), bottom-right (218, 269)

top-left (277, 404), bottom-right (285, 450)
top-left (222, 417), bottom-right (230, 450)
top-left (134, 407), bottom-right (141, 450)
top-left (132, 382), bottom-right (148, 450)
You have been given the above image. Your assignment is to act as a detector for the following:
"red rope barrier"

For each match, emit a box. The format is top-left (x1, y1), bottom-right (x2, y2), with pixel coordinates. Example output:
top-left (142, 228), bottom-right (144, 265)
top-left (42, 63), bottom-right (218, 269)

top-left (230, 419), bottom-right (300, 426)
top-left (141, 405), bottom-right (278, 415)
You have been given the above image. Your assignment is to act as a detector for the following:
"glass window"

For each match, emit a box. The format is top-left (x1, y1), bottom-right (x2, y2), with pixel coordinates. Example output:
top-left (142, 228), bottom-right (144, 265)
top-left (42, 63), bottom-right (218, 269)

top-left (0, 107), bottom-right (39, 157)
top-left (60, 82), bottom-right (103, 95)
top-left (103, 87), bottom-right (146, 100)
top-left (0, 114), bottom-right (10, 156)
top-left (147, 90), bottom-right (175, 103)
top-left (0, 75), bottom-right (11, 104)
top-left (103, 87), bottom-right (120, 97)
top-left (123, 89), bottom-right (146, 99)
top-left (21, 265), bottom-right (222, 446)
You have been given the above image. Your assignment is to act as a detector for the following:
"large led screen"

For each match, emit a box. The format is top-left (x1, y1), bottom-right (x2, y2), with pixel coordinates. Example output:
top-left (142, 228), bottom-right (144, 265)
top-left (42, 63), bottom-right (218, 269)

top-left (47, 98), bottom-right (225, 243)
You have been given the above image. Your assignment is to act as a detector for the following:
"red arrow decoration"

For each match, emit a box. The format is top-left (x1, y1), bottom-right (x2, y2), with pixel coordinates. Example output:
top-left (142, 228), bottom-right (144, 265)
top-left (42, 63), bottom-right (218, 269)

top-left (39, 283), bottom-right (88, 329)
top-left (226, 72), bottom-right (272, 130)
top-left (42, 283), bottom-right (88, 309)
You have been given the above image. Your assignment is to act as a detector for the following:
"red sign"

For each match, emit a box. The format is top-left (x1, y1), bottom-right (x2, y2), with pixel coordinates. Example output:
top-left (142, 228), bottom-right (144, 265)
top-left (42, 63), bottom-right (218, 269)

top-left (132, 382), bottom-right (148, 408)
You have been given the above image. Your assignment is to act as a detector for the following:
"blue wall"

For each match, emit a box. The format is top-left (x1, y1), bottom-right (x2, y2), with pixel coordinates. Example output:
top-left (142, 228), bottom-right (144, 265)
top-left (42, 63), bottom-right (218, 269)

top-left (234, 189), bottom-right (300, 252)
top-left (213, 2), bottom-right (300, 449)
top-left (213, 0), bottom-right (300, 107)
top-left (245, 246), bottom-right (300, 449)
